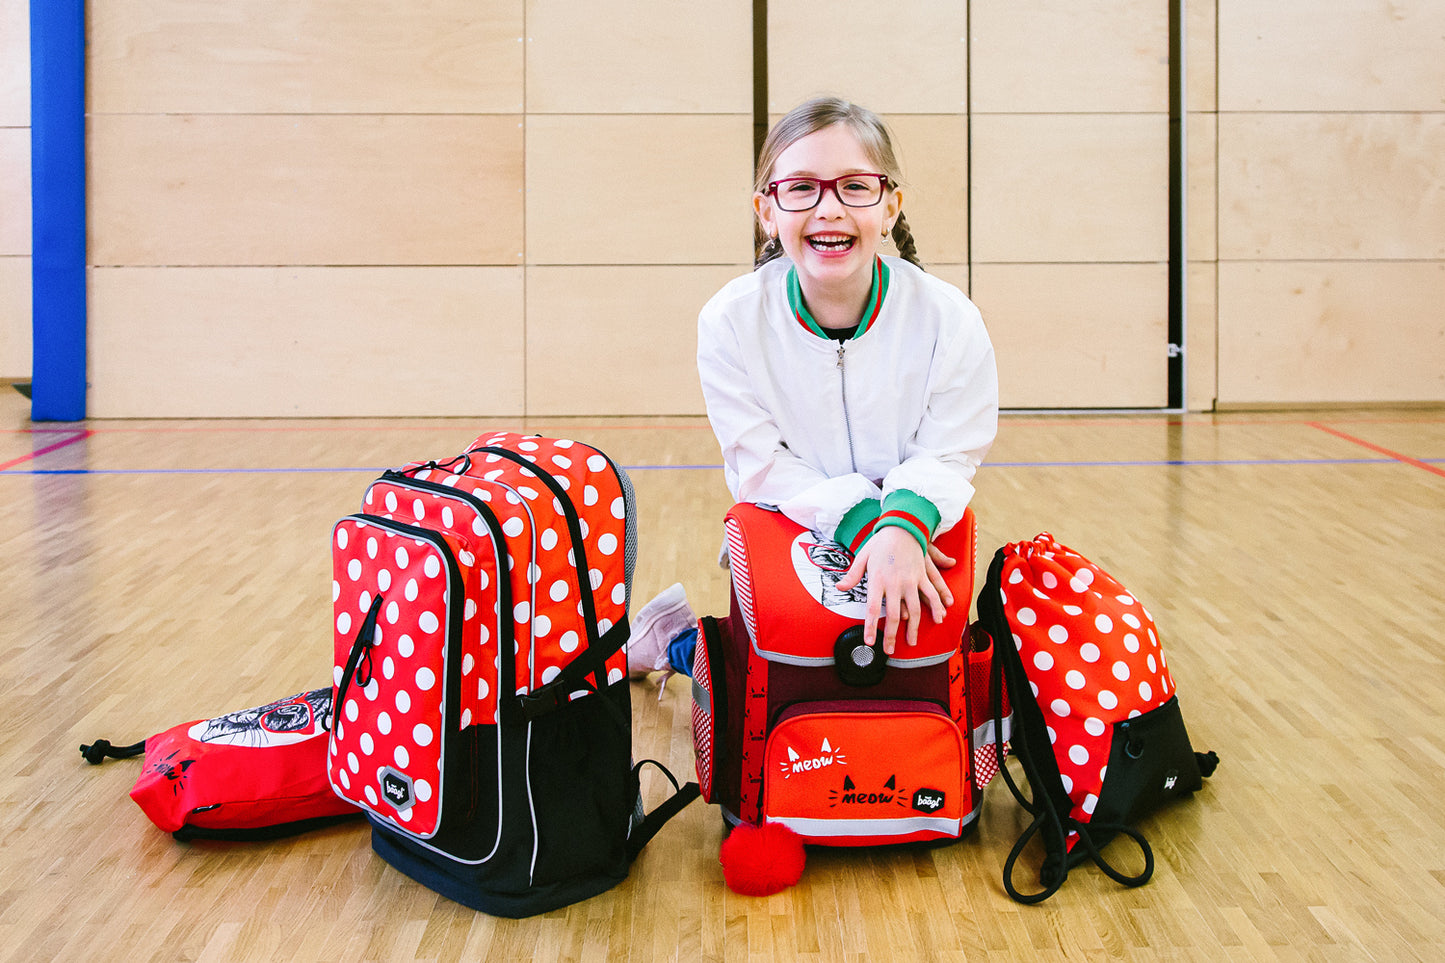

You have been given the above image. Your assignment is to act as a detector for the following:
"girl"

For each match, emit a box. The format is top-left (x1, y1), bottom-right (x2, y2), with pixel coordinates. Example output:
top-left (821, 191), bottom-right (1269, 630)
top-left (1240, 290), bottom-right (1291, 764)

top-left (629, 96), bottom-right (997, 682)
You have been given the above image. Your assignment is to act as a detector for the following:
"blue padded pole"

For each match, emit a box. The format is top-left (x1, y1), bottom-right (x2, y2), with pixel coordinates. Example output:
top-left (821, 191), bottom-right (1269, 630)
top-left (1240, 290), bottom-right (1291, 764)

top-left (29, 0), bottom-right (87, 421)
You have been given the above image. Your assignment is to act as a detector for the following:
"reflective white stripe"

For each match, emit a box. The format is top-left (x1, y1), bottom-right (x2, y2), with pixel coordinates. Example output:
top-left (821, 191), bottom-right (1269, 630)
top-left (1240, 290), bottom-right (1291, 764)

top-left (973, 713), bottom-right (1012, 749)
top-left (750, 647), bottom-right (955, 669)
top-left (769, 812), bottom-right (969, 839)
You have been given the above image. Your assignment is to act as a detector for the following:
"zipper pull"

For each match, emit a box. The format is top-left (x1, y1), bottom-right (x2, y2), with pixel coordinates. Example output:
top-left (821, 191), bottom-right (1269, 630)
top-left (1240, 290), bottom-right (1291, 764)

top-left (837, 342), bottom-right (845, 368)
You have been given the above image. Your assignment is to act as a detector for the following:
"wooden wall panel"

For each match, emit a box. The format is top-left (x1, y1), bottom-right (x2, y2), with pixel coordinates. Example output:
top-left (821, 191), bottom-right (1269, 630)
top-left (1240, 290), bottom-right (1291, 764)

top-left (1218, 113), bottom-right (1445, 261)
top-left (1219, 1), bottom-right (1445, 111)
top-left (1187, 0), bottom-right (1217, 113)
top-left (88, 1), bottom-right (524, 114)
top-left (524, 115), bottom-right (753, 267)
top-left (768, 0), bottom-right (967, 114)
top-left (0, 127), bottom-right (28, 255)
top-left (524, 0), bottom-right (749, 113)
top-left (88, 267), bottom-right (525, 418)
top-left (883, 114), bottom-right (968, 266)
top-left (1213, 0), bottom-right (1445, 407)
top-left (525, 265), bottom-right (744, 415)
top-left (969, 4), bottom-right (1170, 408)
top-left (1186, 261), bottom-right (1217, 410)
top-left (89, 114), bottom-right (524, 267)
top-left (0, 257), bottom-right (30, 379)
top-left (0, 0), bottom-right (26, 126)
top-left (972, 263), bottom-right (1168, 408)
top-left (970, 0), bottom-right (1169, 113)
top-left (970, 113), bottom-right (1169, 264)
top-left (1217, 261), bottom-right (1445, 404)
top-left (1187, 112), bottom-right (1217, 262)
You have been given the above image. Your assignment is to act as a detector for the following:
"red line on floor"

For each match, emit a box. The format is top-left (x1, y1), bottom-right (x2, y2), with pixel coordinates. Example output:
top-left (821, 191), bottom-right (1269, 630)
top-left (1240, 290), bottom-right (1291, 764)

top-left (1308, 422), bottom-right (1445, 478)
top-left (0, 430), bottom-right (94, 472)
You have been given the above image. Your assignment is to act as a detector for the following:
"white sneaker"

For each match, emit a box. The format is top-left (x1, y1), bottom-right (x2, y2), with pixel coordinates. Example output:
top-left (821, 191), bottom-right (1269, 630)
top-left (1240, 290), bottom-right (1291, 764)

top-left (626, 583), bottom-right (696, 678)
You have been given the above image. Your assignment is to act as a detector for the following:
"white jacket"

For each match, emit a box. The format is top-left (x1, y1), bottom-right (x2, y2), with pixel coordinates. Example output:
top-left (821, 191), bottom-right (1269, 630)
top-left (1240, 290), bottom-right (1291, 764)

top-left (697, 256), bottom-right (998, 545)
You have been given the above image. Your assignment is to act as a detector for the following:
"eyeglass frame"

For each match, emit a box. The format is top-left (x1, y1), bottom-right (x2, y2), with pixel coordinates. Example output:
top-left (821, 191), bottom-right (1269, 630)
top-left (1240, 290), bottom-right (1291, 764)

top-left (763, 173), bottom-right (893, 212)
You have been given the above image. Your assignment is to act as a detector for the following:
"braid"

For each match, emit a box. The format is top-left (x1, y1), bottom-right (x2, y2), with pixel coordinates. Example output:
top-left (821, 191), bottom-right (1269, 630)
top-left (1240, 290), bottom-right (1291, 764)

top-left (754, 233), bottom-right (785, 269)
top-left (890, 212), bottom-right (924, 271)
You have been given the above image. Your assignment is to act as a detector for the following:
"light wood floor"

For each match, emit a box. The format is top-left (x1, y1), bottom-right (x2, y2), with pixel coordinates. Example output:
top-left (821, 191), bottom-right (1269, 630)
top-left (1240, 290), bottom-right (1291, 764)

top-left (2, 388), bottom-right (1443, 962)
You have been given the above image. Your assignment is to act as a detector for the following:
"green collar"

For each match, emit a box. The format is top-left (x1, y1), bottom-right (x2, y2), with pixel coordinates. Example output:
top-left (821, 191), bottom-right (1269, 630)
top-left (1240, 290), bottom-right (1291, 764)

top-left (786, 257), bottom-right (890, 341)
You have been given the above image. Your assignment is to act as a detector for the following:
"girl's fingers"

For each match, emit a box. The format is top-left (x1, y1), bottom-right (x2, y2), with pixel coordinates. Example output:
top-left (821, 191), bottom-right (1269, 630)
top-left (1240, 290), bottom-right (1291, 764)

top-left (905, 594), bottom-right (922, 647)
top-left (837, 550), bottom-right (867, 592)
top-left (926, 560), bottom-right (953, 614)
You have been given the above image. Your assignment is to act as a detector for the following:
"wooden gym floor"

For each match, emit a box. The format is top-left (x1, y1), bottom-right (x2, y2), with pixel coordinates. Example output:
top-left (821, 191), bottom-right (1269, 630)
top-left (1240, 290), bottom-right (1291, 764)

top-left (2, 386), bottom-right (1443, 962)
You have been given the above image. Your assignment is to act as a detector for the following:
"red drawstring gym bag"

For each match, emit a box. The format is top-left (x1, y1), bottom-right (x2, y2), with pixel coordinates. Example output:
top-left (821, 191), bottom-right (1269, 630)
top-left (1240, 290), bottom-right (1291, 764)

top-left (82, 687), bottom-right (362, 841)
top-left (974, 533), bottom-right (1217, 903)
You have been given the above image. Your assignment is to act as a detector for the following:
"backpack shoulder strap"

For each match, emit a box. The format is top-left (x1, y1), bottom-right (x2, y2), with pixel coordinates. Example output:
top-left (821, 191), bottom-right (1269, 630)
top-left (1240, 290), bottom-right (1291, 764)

top-left (625, 759), bottom-right (700, 860)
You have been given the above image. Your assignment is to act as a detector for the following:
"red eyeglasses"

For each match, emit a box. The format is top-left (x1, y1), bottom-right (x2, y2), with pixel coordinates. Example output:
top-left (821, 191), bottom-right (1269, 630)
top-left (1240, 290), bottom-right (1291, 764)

top-left (764, 173), bottom-right (891, 212)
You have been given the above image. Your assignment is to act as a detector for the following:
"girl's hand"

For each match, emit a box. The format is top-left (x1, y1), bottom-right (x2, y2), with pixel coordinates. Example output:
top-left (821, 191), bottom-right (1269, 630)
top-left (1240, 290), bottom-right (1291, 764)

top-left (836, 527), bottom-right (955, 655)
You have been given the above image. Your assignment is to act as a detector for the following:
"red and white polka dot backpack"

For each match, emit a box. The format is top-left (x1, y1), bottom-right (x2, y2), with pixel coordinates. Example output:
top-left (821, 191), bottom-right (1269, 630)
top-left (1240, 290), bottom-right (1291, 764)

top-left (328, 431), bottom-right (695, 917)
top-left (974, 533), bottom-right (1218, 904)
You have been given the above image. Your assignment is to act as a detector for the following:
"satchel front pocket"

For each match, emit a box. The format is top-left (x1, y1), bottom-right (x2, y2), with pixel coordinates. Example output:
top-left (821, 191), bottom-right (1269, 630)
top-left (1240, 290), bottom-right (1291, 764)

top-left (760, 701), bottom-right (966, 845)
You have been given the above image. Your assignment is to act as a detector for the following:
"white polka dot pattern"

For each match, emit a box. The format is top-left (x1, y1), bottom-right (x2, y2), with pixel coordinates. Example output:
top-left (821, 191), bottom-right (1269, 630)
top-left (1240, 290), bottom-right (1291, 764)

top-left (1000, 533), bottom-right (1174, 830)
top-left (331, 517), bottom-right (467, 837)
top-left (457, 433), bottom-right (631, 696)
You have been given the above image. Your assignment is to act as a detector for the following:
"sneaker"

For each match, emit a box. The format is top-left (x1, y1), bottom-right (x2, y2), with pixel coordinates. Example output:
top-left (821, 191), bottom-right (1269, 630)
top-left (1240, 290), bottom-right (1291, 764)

top-left (626, 583), bottom-right (696, 678)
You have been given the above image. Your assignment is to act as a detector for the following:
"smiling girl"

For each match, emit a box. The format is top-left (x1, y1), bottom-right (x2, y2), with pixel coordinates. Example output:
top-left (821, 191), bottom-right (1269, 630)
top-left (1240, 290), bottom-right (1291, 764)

top-left (629, 96), bottom-right (998, 681)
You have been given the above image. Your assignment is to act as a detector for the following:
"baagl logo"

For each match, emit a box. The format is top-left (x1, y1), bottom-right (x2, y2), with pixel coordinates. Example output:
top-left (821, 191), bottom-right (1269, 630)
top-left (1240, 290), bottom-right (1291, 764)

top-left (779, 738), bottom-right (847, 778)
top-left (379, 767), bottom-right (414, 811)
top-left (911, 788), bottom-right (947, 813)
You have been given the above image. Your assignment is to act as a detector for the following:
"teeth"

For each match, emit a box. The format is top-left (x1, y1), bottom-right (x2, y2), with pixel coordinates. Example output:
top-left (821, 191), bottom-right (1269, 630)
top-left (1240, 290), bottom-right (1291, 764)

top-left (808, 235), bottom-right (855, 250)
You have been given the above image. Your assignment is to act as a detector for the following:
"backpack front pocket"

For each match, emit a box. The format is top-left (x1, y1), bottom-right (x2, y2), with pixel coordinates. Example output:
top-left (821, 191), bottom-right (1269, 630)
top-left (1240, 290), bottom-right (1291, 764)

top-left (761, 701), bottom-right (967, 845)
top-left (330, 515), bottom-right (469, 840)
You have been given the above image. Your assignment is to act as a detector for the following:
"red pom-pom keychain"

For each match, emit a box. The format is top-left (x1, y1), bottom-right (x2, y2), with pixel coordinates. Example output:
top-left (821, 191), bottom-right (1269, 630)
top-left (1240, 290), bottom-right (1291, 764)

top-left (718, 822), bottom-right (807, 896)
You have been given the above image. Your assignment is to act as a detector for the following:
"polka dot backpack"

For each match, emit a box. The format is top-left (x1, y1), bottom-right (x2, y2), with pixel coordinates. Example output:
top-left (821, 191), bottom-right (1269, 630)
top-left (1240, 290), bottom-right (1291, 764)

top-left (974, 533), bottom-right (1218, 904)
top-left (329, 431), bottom-right (696, 917)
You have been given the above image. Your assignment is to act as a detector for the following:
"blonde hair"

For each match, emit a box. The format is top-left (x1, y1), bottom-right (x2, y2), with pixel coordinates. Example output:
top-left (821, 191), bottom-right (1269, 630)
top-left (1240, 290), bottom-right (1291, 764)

top-left (753, 96), bottom-right (922, 270)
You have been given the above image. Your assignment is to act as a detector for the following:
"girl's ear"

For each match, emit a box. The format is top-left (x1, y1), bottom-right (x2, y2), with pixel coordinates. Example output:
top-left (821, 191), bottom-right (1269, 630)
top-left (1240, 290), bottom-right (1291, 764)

top-left (885, 186), bottom-right (903, 227)
top-left (753, 192), bottom-right (777, 238)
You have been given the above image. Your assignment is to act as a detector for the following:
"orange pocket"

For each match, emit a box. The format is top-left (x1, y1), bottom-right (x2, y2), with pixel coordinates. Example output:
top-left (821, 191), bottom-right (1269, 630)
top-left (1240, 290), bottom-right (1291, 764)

top-left (761, 702), bottom-right (966, 845)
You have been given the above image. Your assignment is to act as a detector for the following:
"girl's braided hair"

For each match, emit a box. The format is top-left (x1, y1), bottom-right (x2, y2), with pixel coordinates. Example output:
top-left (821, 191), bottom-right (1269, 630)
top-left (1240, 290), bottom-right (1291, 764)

top-left (753, 96), bottom-right (923, 272)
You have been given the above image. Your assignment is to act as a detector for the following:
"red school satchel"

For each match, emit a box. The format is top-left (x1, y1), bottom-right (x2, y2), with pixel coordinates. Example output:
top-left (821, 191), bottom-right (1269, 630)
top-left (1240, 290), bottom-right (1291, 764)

top-left (691, 502), bottom-right (1004, 853)
top-left (973, 533), bottom-right (1218, 903)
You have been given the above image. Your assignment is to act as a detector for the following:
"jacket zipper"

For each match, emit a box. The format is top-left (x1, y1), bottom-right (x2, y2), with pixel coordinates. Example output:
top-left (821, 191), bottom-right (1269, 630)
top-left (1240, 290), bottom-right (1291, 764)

top-left (837, 341), bottom-right (858, 474)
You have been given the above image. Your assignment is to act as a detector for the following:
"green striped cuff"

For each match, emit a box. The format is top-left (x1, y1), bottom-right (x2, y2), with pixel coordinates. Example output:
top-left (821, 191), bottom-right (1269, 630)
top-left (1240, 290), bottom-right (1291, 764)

top-left (875, 490), bottom-right (941, 554)
top-left (834, 498), bottom-right (881, 554)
